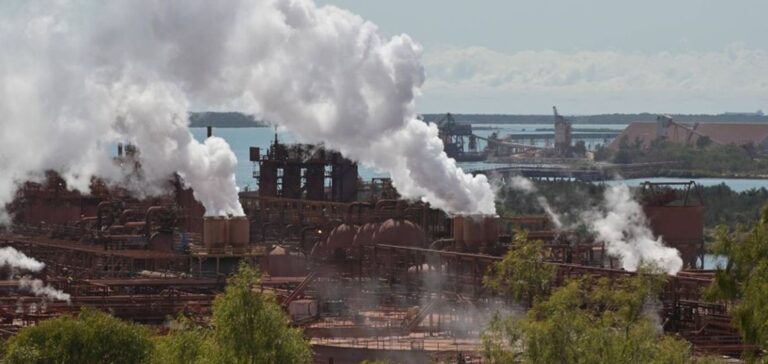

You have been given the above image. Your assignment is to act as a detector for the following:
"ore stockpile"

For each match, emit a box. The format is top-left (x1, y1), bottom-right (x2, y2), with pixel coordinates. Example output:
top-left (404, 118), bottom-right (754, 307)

top-left (0, 139), bottom-right (749, 363)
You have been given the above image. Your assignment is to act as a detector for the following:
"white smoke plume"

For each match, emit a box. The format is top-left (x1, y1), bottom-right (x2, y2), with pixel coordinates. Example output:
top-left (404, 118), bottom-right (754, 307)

top-left (0, 247), bottom-right (70, 301)
top-left (0, 0), bottom-right (495, 218)
top-left (507, 176), bottom-right (563, 228)
top-left (18, 276), bottom-right (71, 303)
top-left (0, 247), bottom-right (45, 272)
top-left (536, 196), bottom-right (563, 229)
top-left (508, 176), bottom-right (536, 193)
top-left (585, 184), bottom-right (682, 275)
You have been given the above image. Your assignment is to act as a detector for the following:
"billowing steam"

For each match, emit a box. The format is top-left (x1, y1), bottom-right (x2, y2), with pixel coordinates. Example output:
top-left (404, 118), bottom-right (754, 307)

top-left (0, 0), bottom-right (495, 218)
top-left (507, 176), bottom-right (563, 228)
top-left (0, 247), bottom-right (70, 302)
top-left (585, 185), bottom-right (682, 275)
top-left (0, 247), bottom-right (45, 272)
top-left (18, 276), bottom-right (72, 302)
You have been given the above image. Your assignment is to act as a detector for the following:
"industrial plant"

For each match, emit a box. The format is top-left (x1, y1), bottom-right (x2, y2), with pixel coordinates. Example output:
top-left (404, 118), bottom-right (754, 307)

top-left (2, 0), bottom-right (766, 363)
top-left (0, 134), bottom-right (749, 363)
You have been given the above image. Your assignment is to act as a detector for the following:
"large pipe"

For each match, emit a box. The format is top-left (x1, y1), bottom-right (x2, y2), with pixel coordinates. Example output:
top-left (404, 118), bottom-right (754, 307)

top-left (346, 202), bottom-right (372, 224)
top-left (96, 201), bottom-right (117, 231)
top-left (144, 206), bottom-right (167, 238)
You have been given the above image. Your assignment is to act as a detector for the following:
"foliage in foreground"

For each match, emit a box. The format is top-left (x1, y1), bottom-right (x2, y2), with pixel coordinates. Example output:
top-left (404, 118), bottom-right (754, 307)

top-left (151, 261), bottom-right (311, 364)
top-left (482, 237), bottom-right (720, 363)
top-left (4, 308), bottom-right (153, 364)
top-left (4, 262), bottom-right (311, 364)
top-left (706, 205), bottom-right (768, 355)
top-left (483, 273), bottom-right (709, 363)
top-left (207, 262), bottom-right (311, 364)
top-left (483, 231), bottom-right (554, 308)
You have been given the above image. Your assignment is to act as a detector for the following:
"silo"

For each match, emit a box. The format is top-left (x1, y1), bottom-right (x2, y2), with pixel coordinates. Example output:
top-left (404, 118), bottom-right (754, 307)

top-left (229, 216), bottom-right (250, 247)
top-left (462, 216), bottom-right (485, 252)
top-left (452, 216), bottom-right (465, 246)
top-left (483, 216), bottom-right (500, 245)
top-left (203, 216), bottom-right (229, 248)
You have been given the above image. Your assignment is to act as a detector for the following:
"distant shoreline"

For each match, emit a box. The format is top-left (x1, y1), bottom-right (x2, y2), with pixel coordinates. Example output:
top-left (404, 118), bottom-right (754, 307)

top-left (421, 113), bottom-right (768, 125)
top-left (188, 111), bottom-right (768, 127)
top-left (188, 112), bottom-right (268, 128)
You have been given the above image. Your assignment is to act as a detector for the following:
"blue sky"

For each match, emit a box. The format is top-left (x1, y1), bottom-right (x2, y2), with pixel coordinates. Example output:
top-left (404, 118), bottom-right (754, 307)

top-left (320, 0), bottom-right (768, 114)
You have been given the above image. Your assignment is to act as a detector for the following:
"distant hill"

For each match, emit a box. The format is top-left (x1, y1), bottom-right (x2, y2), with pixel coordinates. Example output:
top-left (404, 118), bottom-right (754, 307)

top-left (189, 112), bottom-right (268, 128)
top-left (421, 113), bottom-right (768, 125)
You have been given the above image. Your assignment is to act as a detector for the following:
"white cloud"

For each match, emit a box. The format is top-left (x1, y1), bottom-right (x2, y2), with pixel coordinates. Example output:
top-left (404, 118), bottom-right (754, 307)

top-left (420, 45), bottom-right (768, 114)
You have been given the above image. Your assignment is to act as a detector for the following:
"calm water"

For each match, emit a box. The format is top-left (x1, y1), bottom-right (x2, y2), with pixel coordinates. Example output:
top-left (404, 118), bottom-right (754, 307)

top-left (603, 178), bottom-right (768, 192)
top-left (191, 126), bottom-right (768, 193)
top-left (191, 127), bottom-right (501, 189)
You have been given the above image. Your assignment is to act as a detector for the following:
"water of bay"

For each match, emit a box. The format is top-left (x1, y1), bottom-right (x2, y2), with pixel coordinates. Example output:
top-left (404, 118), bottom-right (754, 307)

top-left (191, 126), bottom-right (768, 192)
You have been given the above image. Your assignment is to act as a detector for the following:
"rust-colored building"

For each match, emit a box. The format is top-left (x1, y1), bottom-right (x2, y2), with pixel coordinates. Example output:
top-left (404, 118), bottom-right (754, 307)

top-left (609, 118), bottom-right (768, 150)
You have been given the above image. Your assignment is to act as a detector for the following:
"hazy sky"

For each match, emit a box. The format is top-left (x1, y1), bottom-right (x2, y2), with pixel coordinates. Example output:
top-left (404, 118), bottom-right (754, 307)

top-left (320, 0), bottom-right (768, 114)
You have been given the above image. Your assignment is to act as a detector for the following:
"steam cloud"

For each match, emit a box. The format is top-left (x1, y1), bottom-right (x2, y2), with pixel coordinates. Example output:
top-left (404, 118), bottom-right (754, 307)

top-left (18, 276), bottom-right (72, 302)
top-left (508, 176), bottom-right (563, 228)
top-left (0, 247), bottom-right (45, 272)
top-left (0, 247), bottom-right (70, 302)
top-left (585, 185), bottom-right (683, 275)
top-left (0, 0), bottom-right (495, 218)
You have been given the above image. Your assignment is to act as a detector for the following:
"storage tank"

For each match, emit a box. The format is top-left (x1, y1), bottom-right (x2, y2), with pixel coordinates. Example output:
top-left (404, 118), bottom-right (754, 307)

top-left (353, 223), bottom-right (379, 246)
top-left (372, 219), bottom-right (425, 247)
top-left (203, 216), bottom-right (229, 248)
top-left (452, 216), bottom-right (465, 245)
top-left (483, 216), bottom-right (499, 245)
top-left (229, 216), bottom-right (250, 247)
top-left (462, 216), bottom-right (485, 251)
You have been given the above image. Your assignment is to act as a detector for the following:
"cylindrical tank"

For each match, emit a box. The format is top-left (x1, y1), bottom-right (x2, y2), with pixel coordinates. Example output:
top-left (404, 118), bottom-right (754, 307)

top-left (483, 216), bottom-right (500, 245)
top-left (229, 216), bottom-right (250, 247)
top-left (203, 216), bottom-right (229, 248)
top-left (452, 216), bottom-right (465, 245)
top-left (463, 216), bottom-right (485, 250)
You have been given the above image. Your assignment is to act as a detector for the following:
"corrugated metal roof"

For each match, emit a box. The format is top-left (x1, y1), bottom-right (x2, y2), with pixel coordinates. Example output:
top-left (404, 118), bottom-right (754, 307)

top-left (608, 122), bottom-right (768, 149)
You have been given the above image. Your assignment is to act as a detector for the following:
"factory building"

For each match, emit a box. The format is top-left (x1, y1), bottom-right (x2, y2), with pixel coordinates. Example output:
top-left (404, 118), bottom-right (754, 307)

top-left (609, 115), bottom-right (768, 150)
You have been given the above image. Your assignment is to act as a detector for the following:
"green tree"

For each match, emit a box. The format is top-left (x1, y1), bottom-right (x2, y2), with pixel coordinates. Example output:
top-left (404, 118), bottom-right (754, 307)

top-left (151, 319), bottom-right (214, 364)
top-left (152, 262), bottom-right (311, 364)
top-left (696, 136), bottom-right (712, 149)
top-left (212, 262), bottom-right (310, 364)
top-left (706, 205), bottom-right (768, 351)
top-left (572, 140), bottom-right (587, 157)
top-left (483, 231), bottom-right (554, 308)
top-left (613, 136), bottom-right (636, 164)
top-left (4, 308), bottom-right (152, 364)
top-left (482, 272), bottom-right (709, 364)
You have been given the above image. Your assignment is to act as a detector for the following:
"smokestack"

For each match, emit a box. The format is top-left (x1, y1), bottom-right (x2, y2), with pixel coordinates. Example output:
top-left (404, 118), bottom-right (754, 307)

top-left (207, 126), bottom-right (212, 138)
top-left (117, 143), bottom-right (123, 157)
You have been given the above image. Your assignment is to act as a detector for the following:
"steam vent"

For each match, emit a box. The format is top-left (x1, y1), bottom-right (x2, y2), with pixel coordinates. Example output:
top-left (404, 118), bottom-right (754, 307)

top-left (0, 1), bottom-right (756, 362)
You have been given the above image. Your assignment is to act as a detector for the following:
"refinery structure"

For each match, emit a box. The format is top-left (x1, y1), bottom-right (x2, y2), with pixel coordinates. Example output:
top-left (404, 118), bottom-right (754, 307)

top-left (1, 1), bottom-right (765, 363)
top-left (0, 134), bottom-right (750, 363)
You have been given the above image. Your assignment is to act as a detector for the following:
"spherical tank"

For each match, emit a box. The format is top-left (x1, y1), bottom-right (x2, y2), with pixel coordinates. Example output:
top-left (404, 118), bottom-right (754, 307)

top-left (326, 224), bottom-right (359, 251)
top-left (228, 216), bottom-right (250, 247)
top-left (353, 223), bottom-right (379, 246)
top-left (372, 219), bottom-right (425, 247)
